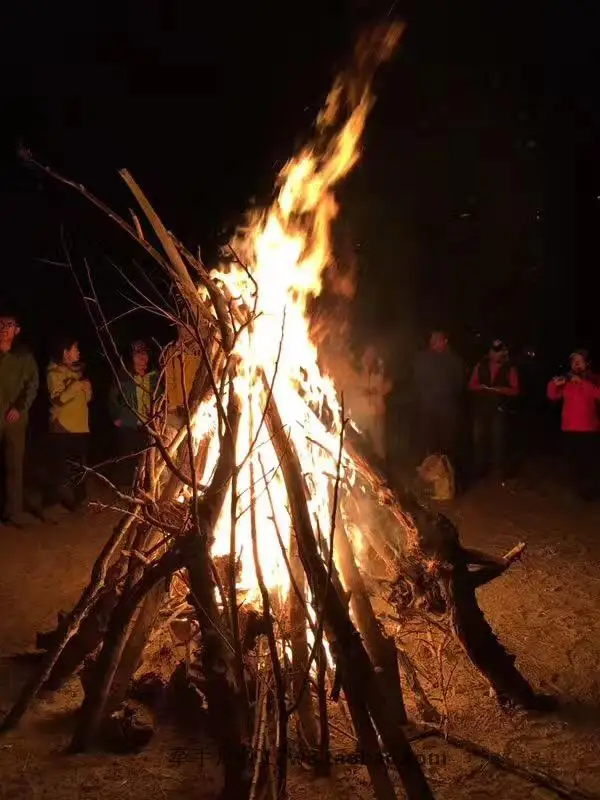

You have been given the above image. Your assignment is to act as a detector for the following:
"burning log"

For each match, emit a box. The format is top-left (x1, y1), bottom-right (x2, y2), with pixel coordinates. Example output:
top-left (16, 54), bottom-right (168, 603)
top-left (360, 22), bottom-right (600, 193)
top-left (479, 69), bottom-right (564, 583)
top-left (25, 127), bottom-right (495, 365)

top-left (264, 390), bottom-right (433, 799)
top-left (288, 517), bottom-right (319, 758)
top-left (332, 508), bottom-right (407, 724)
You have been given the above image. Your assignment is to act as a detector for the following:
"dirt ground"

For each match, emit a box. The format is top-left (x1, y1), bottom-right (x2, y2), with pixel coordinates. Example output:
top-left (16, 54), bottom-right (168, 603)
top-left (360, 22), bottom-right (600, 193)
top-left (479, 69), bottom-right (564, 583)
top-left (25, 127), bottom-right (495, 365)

top-left (1, 464), bottom-right (600, 799)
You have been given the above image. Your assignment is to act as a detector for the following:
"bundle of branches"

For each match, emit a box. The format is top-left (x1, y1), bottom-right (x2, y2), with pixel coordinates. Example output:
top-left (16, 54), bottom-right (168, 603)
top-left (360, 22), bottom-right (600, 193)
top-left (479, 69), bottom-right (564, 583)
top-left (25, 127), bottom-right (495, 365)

top-left (0, 20), bottom-right (554, 800)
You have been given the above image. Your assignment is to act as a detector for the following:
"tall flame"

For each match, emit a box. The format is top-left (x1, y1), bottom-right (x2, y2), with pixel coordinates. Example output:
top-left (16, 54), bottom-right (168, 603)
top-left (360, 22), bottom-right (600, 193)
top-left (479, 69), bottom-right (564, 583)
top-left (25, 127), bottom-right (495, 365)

top-left (188, 23), bottom-right (404, 603)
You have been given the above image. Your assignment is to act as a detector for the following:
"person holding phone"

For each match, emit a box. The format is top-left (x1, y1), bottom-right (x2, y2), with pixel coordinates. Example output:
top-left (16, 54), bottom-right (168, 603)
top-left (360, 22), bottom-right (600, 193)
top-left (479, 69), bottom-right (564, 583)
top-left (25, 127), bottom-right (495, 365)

top-left (547, 349), bottom-right (600, 500)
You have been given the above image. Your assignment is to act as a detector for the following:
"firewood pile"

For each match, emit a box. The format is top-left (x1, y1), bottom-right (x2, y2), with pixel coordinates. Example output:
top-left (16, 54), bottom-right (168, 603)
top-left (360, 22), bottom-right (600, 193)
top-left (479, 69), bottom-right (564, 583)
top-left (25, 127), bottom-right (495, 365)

top-left (0, 22), bottom-right (556, 800)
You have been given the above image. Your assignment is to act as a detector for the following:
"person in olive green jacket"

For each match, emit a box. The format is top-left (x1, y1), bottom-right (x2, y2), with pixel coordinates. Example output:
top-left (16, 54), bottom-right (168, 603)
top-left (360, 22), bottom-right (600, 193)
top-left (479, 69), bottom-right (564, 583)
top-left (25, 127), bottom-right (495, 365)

top-left (46, 336), bottom-right (92, 511)
top-left (0, 311), bottom-right (39, 526)
top-left (109, 340), bottom-right (160, 490)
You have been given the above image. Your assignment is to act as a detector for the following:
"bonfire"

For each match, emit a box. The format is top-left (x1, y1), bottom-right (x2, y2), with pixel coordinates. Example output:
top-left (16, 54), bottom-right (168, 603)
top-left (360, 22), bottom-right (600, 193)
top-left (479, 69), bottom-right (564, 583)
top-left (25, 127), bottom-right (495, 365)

top-left (0, 22), bottom-right (555, 800)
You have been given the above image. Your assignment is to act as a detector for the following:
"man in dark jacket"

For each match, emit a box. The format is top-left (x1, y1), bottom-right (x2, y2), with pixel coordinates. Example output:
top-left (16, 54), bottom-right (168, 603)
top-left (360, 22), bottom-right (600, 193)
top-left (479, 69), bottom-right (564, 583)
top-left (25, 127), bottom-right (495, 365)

top-left (0, 311), bottom-right (39, 525)
top-left (469, 339), bottom-right (519, 479)
top-left (414, 331), bottom-right (465, 464)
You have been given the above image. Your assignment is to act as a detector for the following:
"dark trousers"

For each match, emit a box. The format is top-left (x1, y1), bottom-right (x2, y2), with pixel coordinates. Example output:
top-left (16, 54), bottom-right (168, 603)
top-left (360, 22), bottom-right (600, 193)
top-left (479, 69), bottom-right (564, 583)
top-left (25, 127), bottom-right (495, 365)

top-left (473, 408), bottom-right (507, 478)
top-left (420, 406), bottom-right (464, 490)
top-left (421, 407), bottom-right (460, 458)
top-left (46, 432), bottom-right (89, 508)
top-left (0, 421), bottom-right (26, 518)
top-left (563, 432), bottom-right (599, 500)
top-left (114, 427), bottom-right (149, 489)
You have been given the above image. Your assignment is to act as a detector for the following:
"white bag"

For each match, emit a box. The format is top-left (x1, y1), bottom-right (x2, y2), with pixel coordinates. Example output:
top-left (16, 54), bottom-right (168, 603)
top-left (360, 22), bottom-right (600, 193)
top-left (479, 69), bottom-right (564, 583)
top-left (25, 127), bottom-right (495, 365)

top-left (417, 453), bottom-right (455, 501)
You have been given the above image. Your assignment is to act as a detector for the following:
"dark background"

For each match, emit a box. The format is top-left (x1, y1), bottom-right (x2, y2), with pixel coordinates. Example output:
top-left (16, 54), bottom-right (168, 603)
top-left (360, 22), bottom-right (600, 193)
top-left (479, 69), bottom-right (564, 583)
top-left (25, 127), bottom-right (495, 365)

top-left (1, 0), bottom-right (599, 448)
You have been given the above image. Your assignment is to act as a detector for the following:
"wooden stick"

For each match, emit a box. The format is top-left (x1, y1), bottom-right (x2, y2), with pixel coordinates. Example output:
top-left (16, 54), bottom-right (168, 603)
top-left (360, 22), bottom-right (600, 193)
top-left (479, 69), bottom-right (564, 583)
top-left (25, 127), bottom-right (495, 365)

top-left (248, 407), bottom-right (288, 796)
top-left (425, 727), bottom-right (597, 800)
top-left (342, 677), bottom-right (399, 800)
top-left (289, 529), bottom-right (319, 754)
top-left (0, 513), bottom-right (137, 733)
top-left (333, 514), bottom-right (408, 724)
top-left (263, 387), bottom-right (433, 800)
top-left (316, 640), bottom-right (330, 777)
top-left (71, 390), bottom-right (241, 752)
top-left (70, 545), bottom-right (186, 752)
top-left (396, 648), bottom-right (440, 724)
top-left (443, 563), bottom-right (551, 711)
top-left (119, 169), bottom-right (216, 336)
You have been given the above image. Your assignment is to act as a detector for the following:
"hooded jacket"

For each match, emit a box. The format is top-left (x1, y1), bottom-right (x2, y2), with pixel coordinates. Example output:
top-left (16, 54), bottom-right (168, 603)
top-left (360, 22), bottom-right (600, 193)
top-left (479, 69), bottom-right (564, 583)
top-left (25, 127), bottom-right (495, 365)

top-left (47, 361), bottom-right (91, 433)
top-left (547, 375), bottom-right (600, 432)
top-left (0, 344), bottom-right (39, 424)
top-left (110, 370), bottom-right (160, 428)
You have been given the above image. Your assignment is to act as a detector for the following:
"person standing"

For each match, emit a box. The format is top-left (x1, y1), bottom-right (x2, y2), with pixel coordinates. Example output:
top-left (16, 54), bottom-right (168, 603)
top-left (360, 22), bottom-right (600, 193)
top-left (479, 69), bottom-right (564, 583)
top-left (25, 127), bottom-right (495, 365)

top-left (0, 311), bottom-right (39, 526)
top-left (469, 340), bottom-right (519, 480)
top-left (161, 325), bottom-right (204, 482)
top-left (46, 336), bottom-right (92, 511)
top-left (414, 331), bottom-right (465, 464)
top-left (163, 326), bottom-right (202, 430)
top-left (110, 340), bottom-right (159, 489)
top-left (547, 349), bottom-right (600, 500)
top-left (349, 345), bottom-right (392, 464)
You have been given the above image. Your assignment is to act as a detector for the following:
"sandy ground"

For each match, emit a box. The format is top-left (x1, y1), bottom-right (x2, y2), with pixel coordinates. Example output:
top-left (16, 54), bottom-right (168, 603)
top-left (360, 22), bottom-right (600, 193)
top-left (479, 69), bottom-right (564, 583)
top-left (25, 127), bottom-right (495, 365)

top-left (1, 465), bottom-right (600, 799)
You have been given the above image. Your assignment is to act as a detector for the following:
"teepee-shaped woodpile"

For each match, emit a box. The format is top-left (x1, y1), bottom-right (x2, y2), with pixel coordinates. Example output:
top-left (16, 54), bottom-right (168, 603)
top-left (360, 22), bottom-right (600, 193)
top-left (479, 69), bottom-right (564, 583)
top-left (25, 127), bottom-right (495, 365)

top-left (1, 23), bottom-right (551, 800)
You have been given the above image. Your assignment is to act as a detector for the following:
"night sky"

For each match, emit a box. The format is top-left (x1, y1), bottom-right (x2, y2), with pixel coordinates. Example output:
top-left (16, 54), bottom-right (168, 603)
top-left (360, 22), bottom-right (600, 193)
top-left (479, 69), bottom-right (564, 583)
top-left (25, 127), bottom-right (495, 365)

top-left (2, 1), bottom-right (599, 376)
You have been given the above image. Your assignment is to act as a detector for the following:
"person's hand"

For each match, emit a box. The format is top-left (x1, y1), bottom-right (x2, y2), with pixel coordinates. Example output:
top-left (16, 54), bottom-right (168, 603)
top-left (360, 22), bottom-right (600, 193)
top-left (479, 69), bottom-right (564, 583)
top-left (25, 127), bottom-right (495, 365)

top-left (113, 419), bottom-right (122, 428)
top-left (80, 379), bottom-right (92, 392)
top-left (5, 408), bottom-right (20, 425)
top-left (553, 376), bottom-right (566, 386)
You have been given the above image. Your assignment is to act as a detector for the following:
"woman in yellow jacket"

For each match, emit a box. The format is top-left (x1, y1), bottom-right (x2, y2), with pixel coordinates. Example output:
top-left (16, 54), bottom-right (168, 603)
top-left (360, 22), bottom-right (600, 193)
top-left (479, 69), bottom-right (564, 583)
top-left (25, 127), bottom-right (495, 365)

top-left (46, 336), bottom-right (92, 511)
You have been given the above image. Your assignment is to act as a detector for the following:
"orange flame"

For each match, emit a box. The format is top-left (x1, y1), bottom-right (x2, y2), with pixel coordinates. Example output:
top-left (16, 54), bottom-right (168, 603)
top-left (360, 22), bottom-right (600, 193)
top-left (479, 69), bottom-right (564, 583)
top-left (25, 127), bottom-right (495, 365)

top-left (186, 24), bottom-right (404, 606)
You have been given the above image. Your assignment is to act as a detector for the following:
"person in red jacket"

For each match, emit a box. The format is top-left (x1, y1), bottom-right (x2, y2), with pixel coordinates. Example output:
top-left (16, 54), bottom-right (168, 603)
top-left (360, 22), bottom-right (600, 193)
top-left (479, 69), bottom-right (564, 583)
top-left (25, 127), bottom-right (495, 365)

top-left (547, 349), bottom-right (600, 500)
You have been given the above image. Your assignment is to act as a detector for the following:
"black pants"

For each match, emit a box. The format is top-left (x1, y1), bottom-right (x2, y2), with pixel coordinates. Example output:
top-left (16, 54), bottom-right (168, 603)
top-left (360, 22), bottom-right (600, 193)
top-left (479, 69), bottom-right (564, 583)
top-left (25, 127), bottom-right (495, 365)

top-left (420, 406), bottom-right (464, 490)
top-left (0, 420), bottom-right (27, 519)
top-left (473, 408), bottom-right (508, 478)
top-left (421, 407), bottom-right (459, 459)
top-left (563, 432), bottom-right (599, 500)
top-left (46, 432), bottom-right (89, 508)
top-left (114, 427), bottom-right (149, 489)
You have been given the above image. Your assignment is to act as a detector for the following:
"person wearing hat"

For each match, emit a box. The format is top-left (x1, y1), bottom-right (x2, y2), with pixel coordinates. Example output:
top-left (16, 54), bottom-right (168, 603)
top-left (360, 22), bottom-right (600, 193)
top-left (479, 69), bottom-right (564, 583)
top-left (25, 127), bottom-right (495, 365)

top-left (468, 340), bottom-right (520, 480)
top-left (109, 340), bottom-right (160, 490)
top-left (547, 349), bottom-right (600, 500)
